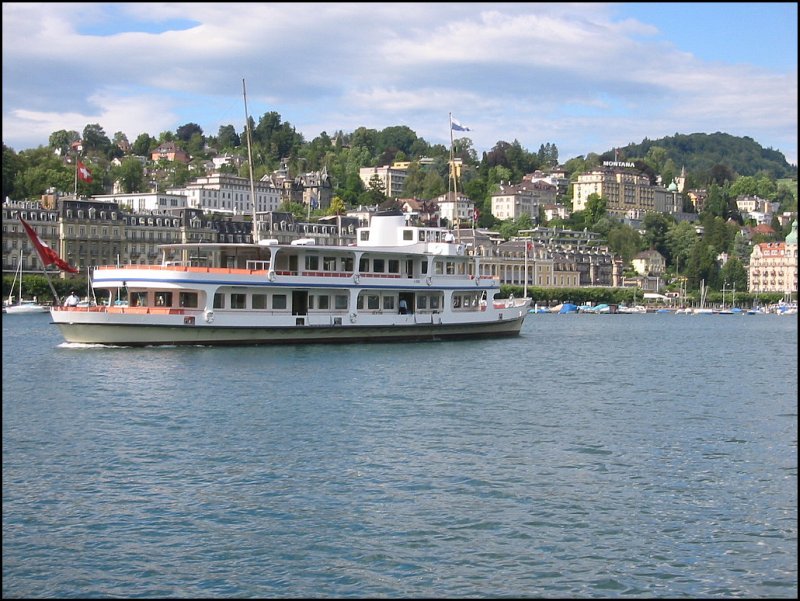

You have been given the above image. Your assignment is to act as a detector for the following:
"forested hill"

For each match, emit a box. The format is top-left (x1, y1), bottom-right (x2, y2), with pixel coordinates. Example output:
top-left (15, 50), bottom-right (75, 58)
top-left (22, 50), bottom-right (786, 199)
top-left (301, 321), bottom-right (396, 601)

top-left (611, 132), bottom-right (796, 180)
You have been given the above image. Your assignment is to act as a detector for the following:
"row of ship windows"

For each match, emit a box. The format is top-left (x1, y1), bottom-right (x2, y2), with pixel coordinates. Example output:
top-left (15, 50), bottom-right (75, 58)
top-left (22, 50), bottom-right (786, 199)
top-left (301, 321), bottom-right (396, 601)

top-left (130, 290), bottom-right (483, 312)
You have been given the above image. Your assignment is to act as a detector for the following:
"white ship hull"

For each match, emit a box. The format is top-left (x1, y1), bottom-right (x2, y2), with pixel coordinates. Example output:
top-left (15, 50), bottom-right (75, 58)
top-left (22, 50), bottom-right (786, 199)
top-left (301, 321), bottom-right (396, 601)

top-left (51, 307), bottom-right (527, 346)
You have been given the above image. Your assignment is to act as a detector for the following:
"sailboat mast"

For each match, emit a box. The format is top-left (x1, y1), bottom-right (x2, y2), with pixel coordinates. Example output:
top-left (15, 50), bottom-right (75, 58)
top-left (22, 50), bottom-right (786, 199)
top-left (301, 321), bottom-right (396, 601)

top-left (243, 78), bottom-right (259, 244)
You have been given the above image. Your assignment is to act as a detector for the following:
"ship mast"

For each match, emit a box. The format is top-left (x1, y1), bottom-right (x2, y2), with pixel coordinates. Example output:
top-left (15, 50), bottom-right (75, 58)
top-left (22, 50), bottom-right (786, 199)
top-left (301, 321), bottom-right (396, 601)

top-left (448, 112), bottom-right (458, 240)
top-left (243, 78), bottom-right (259, 243)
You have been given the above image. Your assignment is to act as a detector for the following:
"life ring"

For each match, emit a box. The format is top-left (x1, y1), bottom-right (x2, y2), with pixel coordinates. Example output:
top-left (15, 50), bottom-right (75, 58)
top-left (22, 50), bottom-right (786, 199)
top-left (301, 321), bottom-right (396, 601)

top-left (204, 310), bottom-right (214, 324)
top-left (353, 273), bottom-right (360, 284)
top-left (349, 312), bottom-right (357, 323)
top-left (456, 244), bottom-right (465, 255)
top-left (426, 276), bottom-right (432, 286)
top-left (268, 271), bottom-right (276, 282)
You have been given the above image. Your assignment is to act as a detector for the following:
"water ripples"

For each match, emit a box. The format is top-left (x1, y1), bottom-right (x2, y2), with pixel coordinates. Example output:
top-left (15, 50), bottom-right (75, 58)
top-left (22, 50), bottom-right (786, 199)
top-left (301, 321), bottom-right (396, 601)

top-left (3, 313), bottom-right (797, 597)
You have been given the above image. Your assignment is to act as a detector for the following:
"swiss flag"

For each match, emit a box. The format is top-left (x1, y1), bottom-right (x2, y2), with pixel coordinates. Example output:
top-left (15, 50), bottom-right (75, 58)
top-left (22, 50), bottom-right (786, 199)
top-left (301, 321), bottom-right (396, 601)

top-left (19, 217), bottom-right (79, 273)
top-left (77, 160), bottom-right (93, 183)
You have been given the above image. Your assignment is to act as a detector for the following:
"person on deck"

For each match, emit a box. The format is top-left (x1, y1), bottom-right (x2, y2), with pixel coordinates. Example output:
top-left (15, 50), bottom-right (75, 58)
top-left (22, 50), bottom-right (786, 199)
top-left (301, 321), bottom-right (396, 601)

top-left (65, 291), bottom-right (79, 307)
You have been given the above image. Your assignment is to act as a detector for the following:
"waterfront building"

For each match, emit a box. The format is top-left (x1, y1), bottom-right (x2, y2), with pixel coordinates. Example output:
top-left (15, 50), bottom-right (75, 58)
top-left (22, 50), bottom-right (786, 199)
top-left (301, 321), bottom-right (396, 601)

top-left (748, 220), bottom-right (798, 296)
top-left (2, 199), bottom-right (215, 276)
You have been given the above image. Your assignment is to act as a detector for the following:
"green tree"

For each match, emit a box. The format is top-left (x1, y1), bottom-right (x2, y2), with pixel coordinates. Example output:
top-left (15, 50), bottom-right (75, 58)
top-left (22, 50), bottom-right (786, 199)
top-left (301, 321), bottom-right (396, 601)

top-left (328, 195), bottom-right (347, 215)
top-left (48, 130), bottom-right (80, 156)
top-left (361, 174), bottom-right (386, 204)
top-left (3, 144), bottom-right (23, 200)
top-left (176, 122), bottom-right (203, 142)
top-left (642, 212), bottom-right (674, 262)
top-left (216, 124), bottom-right (240, 150)
top-left (719, 258), bottom-right (748, 295)
top-left (421, 170), bottom-right (446, 199)
top-left (607, 224), bottom-right (643, 264)
top-left (666, 221), bottom-right (699, 275)
top-left (584, 193), bottom-right (607, 227)
top-left (114, 157), bottom-right (145, 193)
top-left (131, 133), bottom-right (155, 156)
top-left (82, 123), bottom-right (112, 156)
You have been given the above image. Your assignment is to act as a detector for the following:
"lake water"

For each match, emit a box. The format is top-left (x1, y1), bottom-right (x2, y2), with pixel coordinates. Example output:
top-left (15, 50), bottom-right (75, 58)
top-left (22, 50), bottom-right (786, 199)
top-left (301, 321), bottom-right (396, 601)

top-left (2, 312), bottom-right (797, 598)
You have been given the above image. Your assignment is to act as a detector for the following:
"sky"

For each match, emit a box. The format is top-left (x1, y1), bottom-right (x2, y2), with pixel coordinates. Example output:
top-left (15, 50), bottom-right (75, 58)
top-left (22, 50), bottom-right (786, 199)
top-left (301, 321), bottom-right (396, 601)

top-left (2, 2), bottom-right (797, 166)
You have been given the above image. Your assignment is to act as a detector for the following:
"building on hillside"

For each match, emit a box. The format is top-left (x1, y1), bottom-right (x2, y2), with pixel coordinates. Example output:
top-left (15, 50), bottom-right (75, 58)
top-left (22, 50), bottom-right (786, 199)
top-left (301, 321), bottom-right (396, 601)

top-left (748, 220), bottom-right (798, 296)
top-left (631, 249), bottom-right (666, 276)
top-left (151, 142), bottom-right (190, 164)
top-left (735, 195), bottom-right (781, 225)
top-left (687, 189), bottom-right (707, 213)
top-left (167, 173), bottom-right (281, 215)
top-left (93, 192), bottom-right (189, 213)
top-left (398, 198), bottom-right (441, 226)
top-left (541, 203), bottom-right (571, 222)
top-left (434, 190), bottom-right (474, 227)
top-left (358, 165), bottom-right (407, 198)
top-left (490, 181), bottom-right (557, 221)
top-left (522, 170), bottom-right (570, 198)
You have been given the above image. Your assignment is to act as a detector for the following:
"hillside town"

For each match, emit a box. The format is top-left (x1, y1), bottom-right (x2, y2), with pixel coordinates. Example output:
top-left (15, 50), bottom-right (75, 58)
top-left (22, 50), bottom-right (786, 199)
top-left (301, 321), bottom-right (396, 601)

top-left (2, 143), bottom-right (797, 303)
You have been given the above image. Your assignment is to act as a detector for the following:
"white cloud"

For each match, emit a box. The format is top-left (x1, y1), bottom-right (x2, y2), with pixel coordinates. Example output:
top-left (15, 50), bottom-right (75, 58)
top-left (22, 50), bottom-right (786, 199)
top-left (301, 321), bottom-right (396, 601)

top-left (2, 2), bottom-right (796, 165)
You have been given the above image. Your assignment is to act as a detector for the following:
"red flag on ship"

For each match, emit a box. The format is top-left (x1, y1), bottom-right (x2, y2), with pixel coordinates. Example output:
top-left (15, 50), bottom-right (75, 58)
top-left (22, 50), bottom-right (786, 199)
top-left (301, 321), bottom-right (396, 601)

top-left (19, 217), bottom-right (79, 273)
top-left (77, 160), bottom-right (93, 183)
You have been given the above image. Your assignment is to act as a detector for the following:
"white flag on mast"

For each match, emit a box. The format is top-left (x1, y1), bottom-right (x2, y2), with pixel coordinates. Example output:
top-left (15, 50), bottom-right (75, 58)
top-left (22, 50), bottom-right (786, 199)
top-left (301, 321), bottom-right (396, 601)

top-left (450, 116), bottom-right (471, 132)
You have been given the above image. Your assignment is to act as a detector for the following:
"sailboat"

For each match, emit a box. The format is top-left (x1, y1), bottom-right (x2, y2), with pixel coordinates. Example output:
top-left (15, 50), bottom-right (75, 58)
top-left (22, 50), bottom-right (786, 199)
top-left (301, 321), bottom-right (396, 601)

top-left (5, 252), bottom-right (48, 314)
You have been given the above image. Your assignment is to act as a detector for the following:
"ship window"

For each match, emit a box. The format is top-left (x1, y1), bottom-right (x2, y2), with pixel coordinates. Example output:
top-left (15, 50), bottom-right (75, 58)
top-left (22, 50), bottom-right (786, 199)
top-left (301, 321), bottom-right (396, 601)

top-left (334, 295), bottom-right (348, 310)
top-left (388, 259), bottom-right (399, 274)
top-left (317, 295), bottom-right (329, 310)
top-left (130, 292), bottom-right (148, 307)
top-left (366, 295), bottom-right (380, 310)
top-left (373, 258), bottom-right (385, 273)
top-left (230, 293), bottom-right (246, 309)
top-left (342, 257), bottom-right (354, 272)
top-left (155, 291), bottom-right (172, 307)
top-left (305, 255), bottom-right (319, 270)
top-left (252, 294), bottom-right (267, 309)
top-left (430, 295), bottom-right (440, 310)
top-left (272, 294), bottom-right (287, 310)
top-left (323, 256), bottom-right (336, 271)
top-left (360, 231), bottom-right (369, 242)
top-left (179, 292), bottom-right (198, 308)
top-left (417, 296), bottom-right (428, 309)
top-left (383, 296), bottom-right (395, 311)
top-left (213, 293), bottom-right (225, 309)
top-left (359, 257), bottom-right (369, 272)
top-left (403, 229), bottom-right (413, 241)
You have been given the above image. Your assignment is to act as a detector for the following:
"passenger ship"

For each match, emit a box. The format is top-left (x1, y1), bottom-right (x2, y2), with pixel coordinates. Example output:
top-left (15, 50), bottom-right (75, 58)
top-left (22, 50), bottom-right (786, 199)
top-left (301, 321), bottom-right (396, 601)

top-left (50, 210), bottom-right (531, 346)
